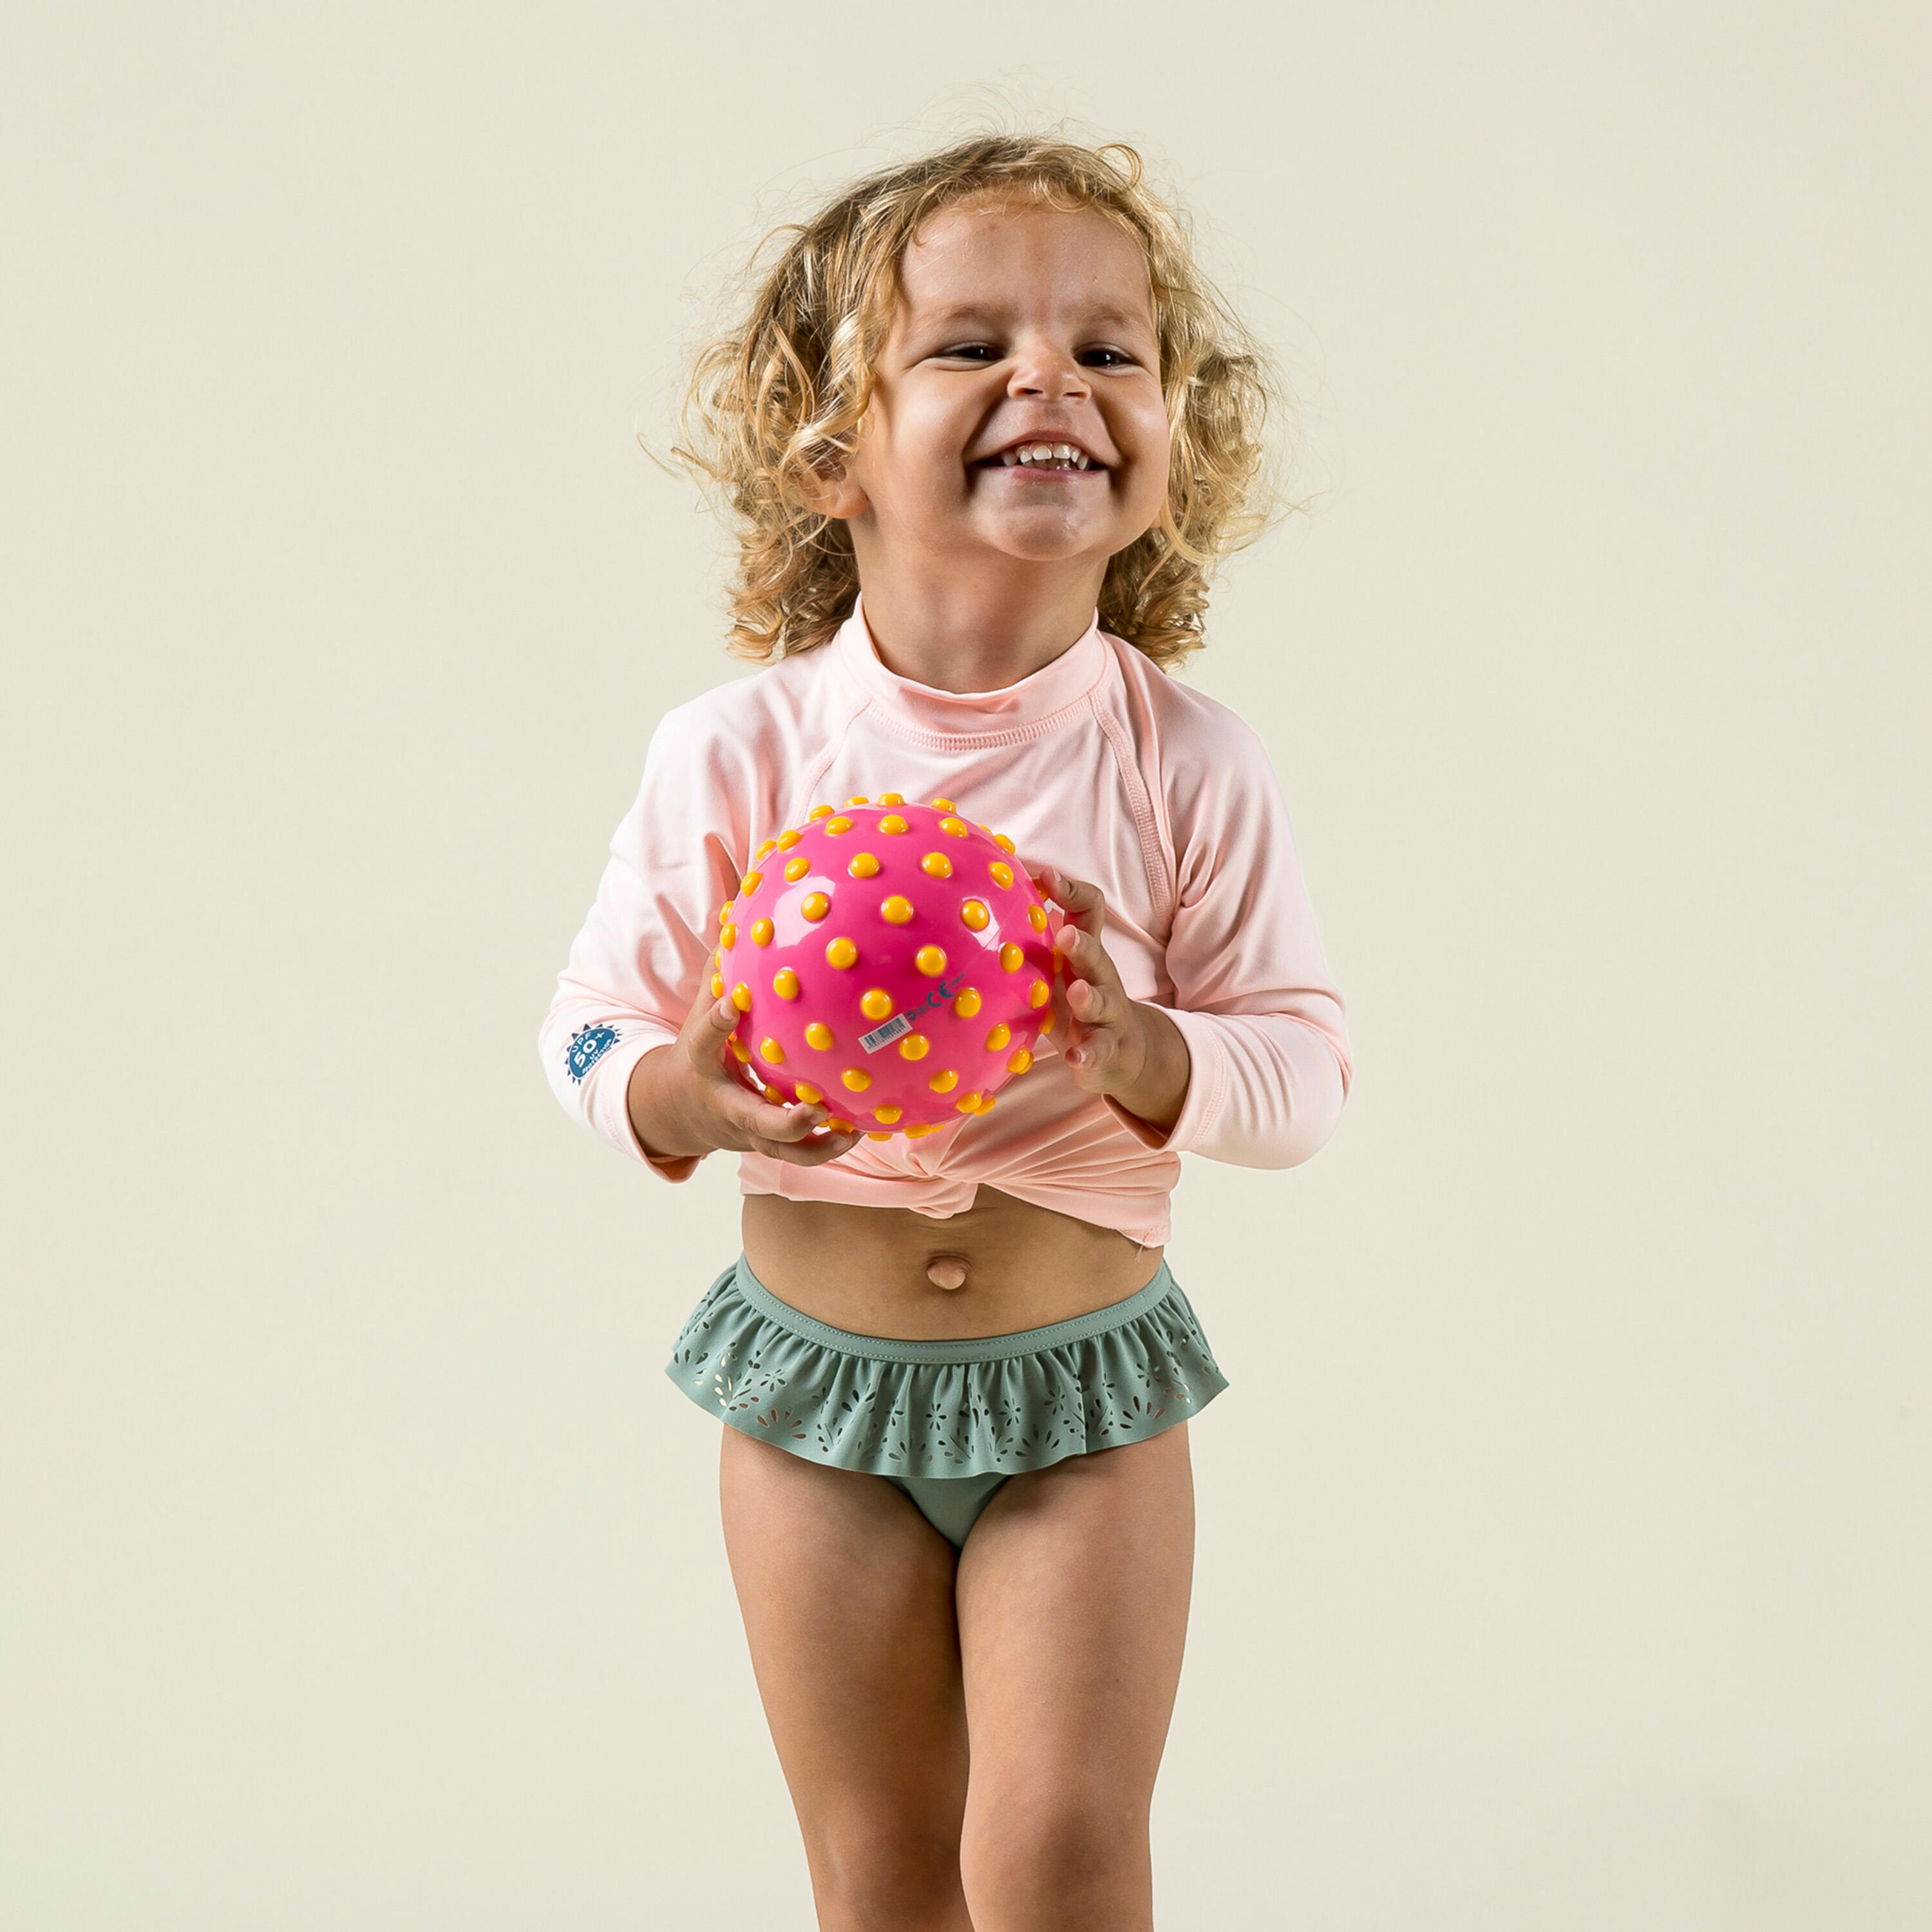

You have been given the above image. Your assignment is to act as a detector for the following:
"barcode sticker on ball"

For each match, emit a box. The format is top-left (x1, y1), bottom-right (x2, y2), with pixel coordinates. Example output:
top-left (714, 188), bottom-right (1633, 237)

top-left (858, 1013), bottom-right (913, 1053)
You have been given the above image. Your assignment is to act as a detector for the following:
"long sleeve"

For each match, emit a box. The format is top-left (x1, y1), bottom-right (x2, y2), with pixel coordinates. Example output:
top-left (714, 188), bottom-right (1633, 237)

top-left (1112, 714), bottom-right (1352, 1168)
top-left (537, 703), bottom-right (764, 1183)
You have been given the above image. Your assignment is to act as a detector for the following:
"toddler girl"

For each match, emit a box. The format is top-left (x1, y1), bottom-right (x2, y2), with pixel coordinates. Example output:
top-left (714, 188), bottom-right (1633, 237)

top-left (540, 132), bottom-right (1351, 1932)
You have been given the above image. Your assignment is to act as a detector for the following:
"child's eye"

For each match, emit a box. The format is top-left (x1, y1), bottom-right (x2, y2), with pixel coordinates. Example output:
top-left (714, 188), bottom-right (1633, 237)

top-left (1080, 346), bottom-right (1136, 368)
top-left (938, 343), bottom-right (999, 362)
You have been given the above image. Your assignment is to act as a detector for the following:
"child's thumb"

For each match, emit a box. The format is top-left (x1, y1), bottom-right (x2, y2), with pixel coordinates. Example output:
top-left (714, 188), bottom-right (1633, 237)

top-left (686, 961), bottom-right (738, 1030)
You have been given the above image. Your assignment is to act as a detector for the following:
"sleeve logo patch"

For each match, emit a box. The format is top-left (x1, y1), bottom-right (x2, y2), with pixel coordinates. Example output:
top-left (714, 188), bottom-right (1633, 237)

top-left (565, 1023), bottom-right (620, 1084)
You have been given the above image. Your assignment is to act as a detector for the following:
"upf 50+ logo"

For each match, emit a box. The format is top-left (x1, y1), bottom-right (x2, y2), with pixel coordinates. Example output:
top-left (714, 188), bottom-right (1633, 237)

top-left (565, 1023), bottom-right (620, 1084)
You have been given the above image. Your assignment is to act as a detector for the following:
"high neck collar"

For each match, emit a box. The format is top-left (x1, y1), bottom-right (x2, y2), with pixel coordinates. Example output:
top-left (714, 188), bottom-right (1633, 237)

top-left (832, 596), bottom-right (1108, 743)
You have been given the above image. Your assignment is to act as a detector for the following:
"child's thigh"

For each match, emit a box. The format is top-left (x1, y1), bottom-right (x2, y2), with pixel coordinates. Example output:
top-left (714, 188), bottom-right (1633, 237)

top-left (717, 1429), bottom-right (971, 1853)
top-left (953, 1426), bottom-right (1195, 1839)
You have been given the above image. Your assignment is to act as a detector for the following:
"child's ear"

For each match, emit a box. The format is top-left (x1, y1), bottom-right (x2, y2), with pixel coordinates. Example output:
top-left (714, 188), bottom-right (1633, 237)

top-left (797, 457), bottom-right (868, 522)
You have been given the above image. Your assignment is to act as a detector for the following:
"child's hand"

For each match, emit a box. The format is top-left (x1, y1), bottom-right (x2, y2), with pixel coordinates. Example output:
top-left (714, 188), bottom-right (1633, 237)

top-left (630, 962), bottom-right (864, 1168)
top-left (1037, 869), bottom-right (1192, 1136)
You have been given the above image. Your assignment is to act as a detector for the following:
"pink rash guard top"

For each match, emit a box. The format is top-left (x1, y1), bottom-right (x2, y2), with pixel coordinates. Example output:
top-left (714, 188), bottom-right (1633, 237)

top-left (539, 600), bottom-right (1352, 1248)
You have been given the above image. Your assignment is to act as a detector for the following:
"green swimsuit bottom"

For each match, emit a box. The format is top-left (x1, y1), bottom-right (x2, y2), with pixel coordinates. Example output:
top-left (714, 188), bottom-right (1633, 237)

top-left (665, 1251), bottom-right (1229, 1549)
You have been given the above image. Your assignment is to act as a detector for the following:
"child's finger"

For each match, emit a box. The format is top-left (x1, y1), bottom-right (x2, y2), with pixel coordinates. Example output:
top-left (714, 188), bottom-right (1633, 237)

top-left (729, 1089), bottom-right (820, 1137)
top-left (1055, 921), bottom-right (1126, 993)
top-left (1042, 869), bottom-right (1108, 935)
top-left (687, 988), bottom-right (796, 1101)
top-left (1066, 976), bottom-right (1122, 1025)
top-left (689, 1012), bottom-right (863, 1160)
top-left (717, 1083), bottom-right (855, 1157)
top-left (748, 1101), bottom-right (863, 1165)
top-left (683, 990), bottom-right (744, 1074)
top-left (703, 1040), bottom-right (813, 1126)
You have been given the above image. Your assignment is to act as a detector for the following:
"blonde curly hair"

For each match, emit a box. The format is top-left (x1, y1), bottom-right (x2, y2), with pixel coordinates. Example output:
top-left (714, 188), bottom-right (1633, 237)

top-left (672, 132), bottom-right (1290, 672)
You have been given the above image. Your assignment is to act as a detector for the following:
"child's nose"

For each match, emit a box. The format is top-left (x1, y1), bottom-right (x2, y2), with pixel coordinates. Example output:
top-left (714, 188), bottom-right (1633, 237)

top-left (1007, 343), bottom-right (1090, 401)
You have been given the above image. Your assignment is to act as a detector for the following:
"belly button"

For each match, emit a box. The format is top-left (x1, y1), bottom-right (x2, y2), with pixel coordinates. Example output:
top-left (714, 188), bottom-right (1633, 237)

top-left (925, 1256), bottom-right (969, 1292)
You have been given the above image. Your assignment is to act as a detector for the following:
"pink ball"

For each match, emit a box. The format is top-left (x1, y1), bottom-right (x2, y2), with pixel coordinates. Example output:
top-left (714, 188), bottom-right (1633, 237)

top-left (712, 793), bottom-right (1064, 1140)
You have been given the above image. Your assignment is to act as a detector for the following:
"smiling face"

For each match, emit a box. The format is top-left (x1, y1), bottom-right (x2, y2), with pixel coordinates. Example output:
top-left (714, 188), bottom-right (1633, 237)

top-left (833, 197), bottom-right (1172, 580)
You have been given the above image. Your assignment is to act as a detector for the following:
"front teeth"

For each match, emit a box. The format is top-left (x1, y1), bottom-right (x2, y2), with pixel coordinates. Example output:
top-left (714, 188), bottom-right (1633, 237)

top-left (999, 442), bottom-right (1092, 469)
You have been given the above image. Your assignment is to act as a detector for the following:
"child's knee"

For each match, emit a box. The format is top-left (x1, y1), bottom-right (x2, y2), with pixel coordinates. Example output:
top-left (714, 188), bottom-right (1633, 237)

top-left (804, 1810), bottom-right (968, 1931)
top-left (958, 1791), bottom-right (1150, 1929)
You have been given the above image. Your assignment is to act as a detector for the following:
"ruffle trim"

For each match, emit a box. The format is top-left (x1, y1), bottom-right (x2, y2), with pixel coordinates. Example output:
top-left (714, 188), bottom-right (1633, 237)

top-left (665, 1256), bottom-right (1229, 1479)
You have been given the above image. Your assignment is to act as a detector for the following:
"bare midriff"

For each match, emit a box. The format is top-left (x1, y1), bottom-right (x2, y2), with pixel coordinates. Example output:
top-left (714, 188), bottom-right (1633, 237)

top-left (739, 1184), bottom-right (1163, 1341)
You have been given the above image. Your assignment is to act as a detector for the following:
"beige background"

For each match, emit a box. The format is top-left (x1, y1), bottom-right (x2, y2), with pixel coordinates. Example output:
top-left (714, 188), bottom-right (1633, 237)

top-left (4, 3), bottom-right (1927, 1926)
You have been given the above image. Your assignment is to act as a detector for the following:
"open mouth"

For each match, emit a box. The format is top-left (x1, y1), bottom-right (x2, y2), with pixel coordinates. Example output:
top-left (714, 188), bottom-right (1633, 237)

top-left (976, 439), bottom-right (1103, 473)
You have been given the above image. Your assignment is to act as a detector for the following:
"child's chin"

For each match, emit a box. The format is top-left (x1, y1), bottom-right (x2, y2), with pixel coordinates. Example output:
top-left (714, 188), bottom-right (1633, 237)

top-left (974, 507), bottom-right (1112, 562)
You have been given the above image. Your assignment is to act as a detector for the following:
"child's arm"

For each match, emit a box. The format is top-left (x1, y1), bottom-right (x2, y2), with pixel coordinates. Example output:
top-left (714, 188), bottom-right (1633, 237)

top-left (1154, 712), bottom-right (1351, 1164)
top-left (1059, 711), bottom-right (1352, 1167)
top-left (538, 704), bottom-right (757, 1182)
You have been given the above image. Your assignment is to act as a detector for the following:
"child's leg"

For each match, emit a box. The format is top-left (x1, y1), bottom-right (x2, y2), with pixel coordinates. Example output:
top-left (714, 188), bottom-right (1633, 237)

top-left (718, 1428), bottom-right (974, 1932)
top-left (953, 1424), bottom-right (1195, 1932)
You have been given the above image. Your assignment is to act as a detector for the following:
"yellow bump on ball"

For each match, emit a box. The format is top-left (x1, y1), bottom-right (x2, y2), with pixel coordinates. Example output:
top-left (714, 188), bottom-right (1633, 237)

top-left (826, 817), bottom-right (854, 836)
top-left (739, 869), bottom-right (763, 896)
top-left (753, 918), bottom-right (774, 947)
top-left (939, 817), bottom-right (969, 838)
top-left (985, 1022), bottom-right (1011, 1051)
top-left (915, 945), bottom-right (947, 977)
top-left (954, 987), bottom-right (982, 1018)
top-left (759, 1037), bottom-right (785, 1064)
top-left (710, 974), bottom-right (724, 998)
top-left (929, 797), bottom-right (956, 812)
top-left (773, 968), bottom-right (800, 1000)
top-left (826, 1117), bottom-right (855, 1133)
top-left (825, 936), bottom-right (858, 969)
top-left (721, 923), bottom-right (737, 949)
top-left (784, 855), bottom-right (810, 882)
top-left (840, 1068), bottom-right (871, 1092)
top-left (992, 833), bottom-right (1016, 855)
top-left (777, 828), bottom-right (802, 849)
top-left (1007, 1048), bottom-right (1033, 1074)
top-left (897, 1033), bottom-right (931, 1060)
top-left (881, 895), bottom-right (914, 925)
top-left (802, 891), bottom-right (831, 921)
top-left (960, 899), bottom-right (990, 931)
top-left (866, 1131), bottom-right (895, 1141)
top-left (999, 942), bottom-right (1025, 972)
top-left (1028, 905), bottom-right (1048, 933)
top-left (848, 852), bottom-right (880, 878)
top-left (731, 983), bottom-right (753, 1011)
top-left (878, 791), bottom-right (905, 806)
top-left (879, 814), bottom-right (909, 835)
top-left (808, 804), bottom-right (833, 820)
top-left (805, 1021), bottom-right (835, 1050)
top-left (1028, 980), bottom-right (1051, 1008)
top-left (955, 1092), bottom-right (981, 1113)
top-left (873, 1103), bottom-right (902, 1123)
top-left (920, 851), bottom-right (953, 878)
top-left (762, 1083), bottom-right (784, 1103)
top-left (860, 988), bottom-right (893, 1020)
top-left (728, 1037), bottom-right (750, 1063)
top-left (929, 1068), bottom-right (959, 1094)
top-left (717, 901), bottom-right (734, 928)
top-left (905, 1122), bottom-right (938, 1137)
top-left (974, 1094), bottom-right (998, 1114)
top-left (754, 840), bottom-right (777, 859)
top-left (989, 860), bottom-right (1014, 889)
top-left (1038, 1009), bottom-right (1056, 1036)
top-left (845, 795), bottom-right (871, 806)
top-left (795, 1082), bottom-right (822, 1104)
